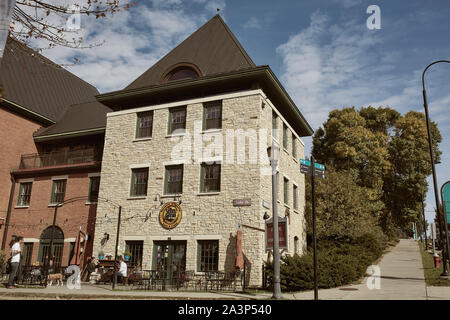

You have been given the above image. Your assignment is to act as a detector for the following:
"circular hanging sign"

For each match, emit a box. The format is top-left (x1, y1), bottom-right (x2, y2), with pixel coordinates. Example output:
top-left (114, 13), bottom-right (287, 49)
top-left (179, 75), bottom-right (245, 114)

top-left (159, 202), bottom-right (182, 229)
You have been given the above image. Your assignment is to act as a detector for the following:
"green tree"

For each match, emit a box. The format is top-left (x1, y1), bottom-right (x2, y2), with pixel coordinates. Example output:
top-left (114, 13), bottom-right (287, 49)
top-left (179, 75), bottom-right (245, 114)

top-left (384, 111), bottom-right (441, 229)
top-left (312, 107), bottom-right (391, 219)
top-left (305, 168), bottom-right (382, 241)
top-left (312, 106), bottom-right (442, 234)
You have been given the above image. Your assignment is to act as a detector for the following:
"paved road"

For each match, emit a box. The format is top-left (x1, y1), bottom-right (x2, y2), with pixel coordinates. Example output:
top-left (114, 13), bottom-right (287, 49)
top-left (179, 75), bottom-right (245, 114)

top-left (0, 239), bottom-right (448, 300)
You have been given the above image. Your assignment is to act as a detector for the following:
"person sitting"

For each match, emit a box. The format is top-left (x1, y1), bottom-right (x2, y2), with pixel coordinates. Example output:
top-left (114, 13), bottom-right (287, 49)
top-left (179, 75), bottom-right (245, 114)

top-left (114, 256), bottom-right (127, 285)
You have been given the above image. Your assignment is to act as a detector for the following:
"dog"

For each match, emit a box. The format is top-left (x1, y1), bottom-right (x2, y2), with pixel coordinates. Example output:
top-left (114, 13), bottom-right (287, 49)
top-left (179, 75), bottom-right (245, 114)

top-left (47, 273), bottom-right (64, 286)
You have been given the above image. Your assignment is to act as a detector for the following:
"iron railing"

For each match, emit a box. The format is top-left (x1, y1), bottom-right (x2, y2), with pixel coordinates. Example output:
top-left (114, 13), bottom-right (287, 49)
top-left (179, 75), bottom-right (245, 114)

top-left (19, 149), bottom-right (101, 170)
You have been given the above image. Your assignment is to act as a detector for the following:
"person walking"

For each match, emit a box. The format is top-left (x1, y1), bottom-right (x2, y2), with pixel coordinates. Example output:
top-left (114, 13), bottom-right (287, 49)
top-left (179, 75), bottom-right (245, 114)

top-left (7, 236), bottom-right (23, 289)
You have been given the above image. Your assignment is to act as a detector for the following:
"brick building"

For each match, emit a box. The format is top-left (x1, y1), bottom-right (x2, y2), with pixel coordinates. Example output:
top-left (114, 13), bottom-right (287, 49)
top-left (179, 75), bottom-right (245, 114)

top-left (0, 38), bottom-right (108, 270)
top-left (93, 15), bottom-right (313, 287)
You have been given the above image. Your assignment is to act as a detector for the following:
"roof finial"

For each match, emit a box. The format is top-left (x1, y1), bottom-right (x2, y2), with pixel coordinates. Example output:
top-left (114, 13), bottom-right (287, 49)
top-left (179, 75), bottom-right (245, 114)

top-left (217, 8), bottom-right (221, 12)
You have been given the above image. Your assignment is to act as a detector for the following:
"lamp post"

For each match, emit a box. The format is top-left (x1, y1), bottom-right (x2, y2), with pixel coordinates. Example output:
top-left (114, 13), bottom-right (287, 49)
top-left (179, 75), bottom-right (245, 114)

top-left (268, 138), bottom-right (282, 299)
top-left (422, 60), bottom-right (450, 276)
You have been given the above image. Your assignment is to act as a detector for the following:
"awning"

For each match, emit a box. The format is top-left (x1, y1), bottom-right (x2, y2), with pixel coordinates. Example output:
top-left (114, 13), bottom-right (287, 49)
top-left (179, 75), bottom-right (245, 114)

top-left (235, 229), bottom-right (244, 269)
top-left (69, 231), bottom-right (85, 266)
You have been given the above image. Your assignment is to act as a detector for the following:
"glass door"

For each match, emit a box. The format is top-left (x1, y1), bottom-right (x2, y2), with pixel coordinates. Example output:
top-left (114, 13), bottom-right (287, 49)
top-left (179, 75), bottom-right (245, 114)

top-left (153, 241), bottom-right (186, 286)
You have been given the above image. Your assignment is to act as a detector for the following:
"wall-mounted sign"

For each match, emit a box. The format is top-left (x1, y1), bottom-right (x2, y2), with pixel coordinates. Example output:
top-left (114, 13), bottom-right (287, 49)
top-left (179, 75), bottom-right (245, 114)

top-left (265, 217), bottom-right (288, 251)
top-left (262, 200), bottom-right (270, 209)
top-left (233, 199), bottom-right (251, 207)
top-left (159, 202), bottom-right (182, 229)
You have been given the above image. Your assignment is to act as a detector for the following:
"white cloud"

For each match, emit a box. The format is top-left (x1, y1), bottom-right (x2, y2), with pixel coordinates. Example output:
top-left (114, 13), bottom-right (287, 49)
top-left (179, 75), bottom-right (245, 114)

top-left (27, 1), bottom-right (222, 92)
top-left (243, 17), bottom-right (262, 29)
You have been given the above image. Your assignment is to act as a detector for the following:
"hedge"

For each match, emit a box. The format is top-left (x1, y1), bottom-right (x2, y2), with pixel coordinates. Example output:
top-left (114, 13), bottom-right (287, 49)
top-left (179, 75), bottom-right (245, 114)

top-left (264, 233), bottom-right (385, 291)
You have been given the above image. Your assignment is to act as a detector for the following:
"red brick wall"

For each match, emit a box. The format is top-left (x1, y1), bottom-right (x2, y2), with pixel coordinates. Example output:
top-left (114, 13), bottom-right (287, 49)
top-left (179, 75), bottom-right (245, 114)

top-left (7, 171), bottom-right (99, 268)
top-left (0, 107), bottom-right (42, 252)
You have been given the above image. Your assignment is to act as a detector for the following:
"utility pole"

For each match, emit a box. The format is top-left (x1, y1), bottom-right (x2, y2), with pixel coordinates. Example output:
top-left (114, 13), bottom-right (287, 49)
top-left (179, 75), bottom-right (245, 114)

top-left (112, 205), bottom-right (122, 290)
top-left (311, 156), bottom-right (318, 300)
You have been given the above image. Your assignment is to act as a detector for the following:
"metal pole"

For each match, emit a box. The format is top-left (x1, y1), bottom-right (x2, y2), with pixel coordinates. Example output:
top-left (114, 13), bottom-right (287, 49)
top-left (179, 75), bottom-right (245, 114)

top-left (311, 155), bottom-right (318, 300)
top-left (112, 205), bottom-right (122, 289)
top-left (422, 194), bottom-right (429, 251)
top-left (1, 174), bottom-right (15, 250)
top-left (271, 138), bottom-right (282, 299)
top-left (44, 204), bottom-right (59, 287)
top-left (422, 60), bottom-right (450, 276)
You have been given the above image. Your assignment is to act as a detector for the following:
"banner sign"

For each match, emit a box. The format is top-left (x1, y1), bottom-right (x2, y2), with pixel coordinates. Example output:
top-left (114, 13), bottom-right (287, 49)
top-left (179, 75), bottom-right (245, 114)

top-left (0, 0), bottom-right (16, 58)
top-left (265, 218), bottom-right (288, 251)
top-left (442, 181), bottom-right (450, 223)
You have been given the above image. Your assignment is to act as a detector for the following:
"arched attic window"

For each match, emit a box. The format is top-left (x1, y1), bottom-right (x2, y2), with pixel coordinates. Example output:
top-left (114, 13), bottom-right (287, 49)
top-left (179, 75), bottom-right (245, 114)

top-left (161, 63), bottom-right (201, 83)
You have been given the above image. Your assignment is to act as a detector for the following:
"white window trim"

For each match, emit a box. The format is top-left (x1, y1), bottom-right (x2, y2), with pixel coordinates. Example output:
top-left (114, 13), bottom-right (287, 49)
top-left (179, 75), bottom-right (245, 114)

top-left (51, 175), bottom-right (68, 181)
top-left (18, 178), bottom-right (34, 183)
top-left (88, 172), bottom-right (101, 178)
top-left (130, 163), bottom-right (152, 169)
top-left (124, 236), bottom-right (146, 241)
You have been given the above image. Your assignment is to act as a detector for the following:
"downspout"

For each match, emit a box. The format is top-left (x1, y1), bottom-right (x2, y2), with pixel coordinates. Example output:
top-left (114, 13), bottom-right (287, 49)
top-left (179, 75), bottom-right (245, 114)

top-left (1, 172), bottom-right (16, 250)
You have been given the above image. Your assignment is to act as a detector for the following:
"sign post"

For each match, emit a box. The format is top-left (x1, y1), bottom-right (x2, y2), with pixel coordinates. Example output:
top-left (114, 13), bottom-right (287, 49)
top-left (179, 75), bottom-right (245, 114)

top-left (300, 156), bottom-right (325, 300)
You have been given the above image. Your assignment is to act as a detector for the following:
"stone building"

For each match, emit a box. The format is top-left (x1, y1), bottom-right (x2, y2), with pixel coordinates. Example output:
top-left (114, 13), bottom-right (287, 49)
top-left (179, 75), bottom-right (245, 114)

top-left (93, 15), bottom-right (313, 287)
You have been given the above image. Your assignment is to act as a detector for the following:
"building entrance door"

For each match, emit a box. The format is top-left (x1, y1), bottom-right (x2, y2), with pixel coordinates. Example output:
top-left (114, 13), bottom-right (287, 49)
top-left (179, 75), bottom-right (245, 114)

top-left (153, 241), bottom-right (186, 286)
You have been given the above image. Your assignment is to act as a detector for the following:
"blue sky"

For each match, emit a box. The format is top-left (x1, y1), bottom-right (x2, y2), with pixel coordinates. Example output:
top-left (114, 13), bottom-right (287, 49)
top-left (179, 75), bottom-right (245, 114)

top-left (37, 0), bottom-right (450, 227)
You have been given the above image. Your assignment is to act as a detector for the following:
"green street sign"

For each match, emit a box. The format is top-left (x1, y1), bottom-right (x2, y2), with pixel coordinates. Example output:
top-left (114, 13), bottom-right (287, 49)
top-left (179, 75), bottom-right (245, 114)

top-left (300, 159), bottom-right (325, 171)
top-left (442, 181), bottom-right (450, 224)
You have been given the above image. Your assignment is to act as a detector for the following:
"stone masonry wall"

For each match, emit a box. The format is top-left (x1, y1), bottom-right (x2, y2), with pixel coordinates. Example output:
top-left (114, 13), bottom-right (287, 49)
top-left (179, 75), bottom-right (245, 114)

top-left (93, 91), bottom-right (306, 287)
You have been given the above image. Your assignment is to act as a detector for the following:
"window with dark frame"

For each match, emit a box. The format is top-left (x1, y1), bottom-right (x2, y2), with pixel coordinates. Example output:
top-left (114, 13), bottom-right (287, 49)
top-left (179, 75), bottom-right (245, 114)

top-left (136, 111), bottom-right (153, 139)
top-left (292, 133), bottom-right (297, 158)
top-left (168, 107), bottom-right (186, 134)
top-left (272, 111), bottom-right (277, 138)
top-left (293, 184), bottom-right (298, 210)
top-left (165, 67), bottom-right (199, 82)
top-left (17, 182), bottom-right (32, 206)
top-left (131, 168), bottom-right (148, 197)
top-left (23, 243), bottom-right (33, 267)
top-left (88, 176), bottom-right (100, 202)
top-left (204, 101), bottom-right (222, 130)
top-left (164, 165), bottom-right (183, 195)
top-left (198, 240), bottom-right (219, 272)
top-left (125, 241), bottom-right (144, 267)
top-left (283, 123), bottom-right (288, 150)
top-left (200, 162), bottom-right (221, 193)
top-left (284, 177), bottom-right (289, 204)
top-left (51, 179), bottom-right (66, 204)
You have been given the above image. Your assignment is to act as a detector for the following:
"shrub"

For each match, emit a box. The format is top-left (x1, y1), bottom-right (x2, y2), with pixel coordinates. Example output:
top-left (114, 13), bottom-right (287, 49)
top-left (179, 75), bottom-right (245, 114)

top-left (0, 250), bottom-right (6, 276)
top-left (265, 233), bottom-right (385, 292)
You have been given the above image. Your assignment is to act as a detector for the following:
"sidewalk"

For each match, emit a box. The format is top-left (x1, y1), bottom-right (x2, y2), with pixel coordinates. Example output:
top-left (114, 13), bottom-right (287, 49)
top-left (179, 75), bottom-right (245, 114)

top-left (286, 239), bottom-right (429, 300)
top-left (0, 239), bottom-right (448, 300)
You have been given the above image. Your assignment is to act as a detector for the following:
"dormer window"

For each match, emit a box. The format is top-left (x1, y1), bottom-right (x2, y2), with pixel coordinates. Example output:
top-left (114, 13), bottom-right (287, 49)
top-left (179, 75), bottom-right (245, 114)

top-left (162, 63), bottom-right (201, 82)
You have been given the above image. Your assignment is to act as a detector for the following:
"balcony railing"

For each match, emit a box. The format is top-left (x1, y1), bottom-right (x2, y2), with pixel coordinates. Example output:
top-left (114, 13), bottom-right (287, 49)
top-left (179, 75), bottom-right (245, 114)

top-left (19, 149), bottom-right (101, 170)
